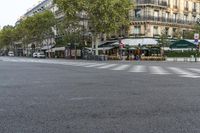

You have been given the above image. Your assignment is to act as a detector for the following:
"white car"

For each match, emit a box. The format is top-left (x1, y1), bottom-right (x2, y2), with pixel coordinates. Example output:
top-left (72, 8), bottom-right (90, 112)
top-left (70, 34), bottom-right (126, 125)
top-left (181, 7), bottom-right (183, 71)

top-left (33, 52), bottom-right (38, 58)
top-left (37, 52), bottom-right (45, 58)
top-left (8, 51), bottom-right (14, 57)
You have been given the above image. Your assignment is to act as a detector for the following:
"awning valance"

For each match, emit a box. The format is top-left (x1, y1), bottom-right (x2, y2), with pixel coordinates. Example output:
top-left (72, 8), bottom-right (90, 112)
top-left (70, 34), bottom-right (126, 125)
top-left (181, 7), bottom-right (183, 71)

top-left (170, 40), bottom-right (196, 49)
top-left (111, 38), bottom-right (158, 46)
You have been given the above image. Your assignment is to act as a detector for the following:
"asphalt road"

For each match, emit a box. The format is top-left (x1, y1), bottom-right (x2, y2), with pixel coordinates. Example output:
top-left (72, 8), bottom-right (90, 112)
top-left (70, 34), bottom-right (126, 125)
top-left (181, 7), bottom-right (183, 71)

top-left (1, 57), bottom-right (200, 133)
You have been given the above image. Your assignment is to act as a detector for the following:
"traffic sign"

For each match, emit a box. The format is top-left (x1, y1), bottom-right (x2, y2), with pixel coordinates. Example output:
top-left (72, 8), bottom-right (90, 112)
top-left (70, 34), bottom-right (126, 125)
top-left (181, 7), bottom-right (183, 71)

top-left (194, 33), bottom-right (199, 40)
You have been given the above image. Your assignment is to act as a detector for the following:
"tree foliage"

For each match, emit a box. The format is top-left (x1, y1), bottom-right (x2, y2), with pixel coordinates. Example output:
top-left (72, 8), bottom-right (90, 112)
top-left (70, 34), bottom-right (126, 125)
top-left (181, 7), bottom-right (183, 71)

top-left (0, 10), bottom-right (56, 51)
top-left (87, 0), bottom-right (133, 34)
top-left (54, 0), bottom-right (134, 55)
top-left (19, 10), bottom-right (56, 46)
top-left (157, 30), bottom-right (170, 47)
top-left (0, 25), bottom-right (15, 49)
top-left (54, 0), bottom-right (133, 34)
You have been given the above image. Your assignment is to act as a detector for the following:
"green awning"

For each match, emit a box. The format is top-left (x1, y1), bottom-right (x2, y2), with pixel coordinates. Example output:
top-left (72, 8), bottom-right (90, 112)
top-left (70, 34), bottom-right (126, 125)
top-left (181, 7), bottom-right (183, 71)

top-left (170, 40), bottom-right (196, 49)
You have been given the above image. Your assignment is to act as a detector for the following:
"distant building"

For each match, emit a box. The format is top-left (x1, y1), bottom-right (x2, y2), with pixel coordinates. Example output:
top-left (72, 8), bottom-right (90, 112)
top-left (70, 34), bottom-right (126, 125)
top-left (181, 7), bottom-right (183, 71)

top-left (129, 0), bottom-right (200, 38)
top-left (15, 0), bottom-right (55, 57)
top-left (16, 0), bottom-right (53, 25)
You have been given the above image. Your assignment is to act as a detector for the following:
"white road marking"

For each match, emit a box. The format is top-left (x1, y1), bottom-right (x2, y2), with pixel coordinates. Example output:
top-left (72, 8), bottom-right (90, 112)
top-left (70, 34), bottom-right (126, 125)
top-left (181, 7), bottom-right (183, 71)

top-left (84, 63), bottom-right (107, 68)
top-left (71, 62), bottom-right (89, 66)
top-left (187, 68), bottom-right (200, 73)
top-left (149, 66), bottom-right (171, 75)
top-left (129, 65), bottom-right (146, 73)
top-left (168, 67), bottom-right (200, 78)
top-left (2, 57), bottom-right (200, 79)
top-left (98, 64), bottom-right (117, 69)
top-left (111, 64), bottom-right (130, 71)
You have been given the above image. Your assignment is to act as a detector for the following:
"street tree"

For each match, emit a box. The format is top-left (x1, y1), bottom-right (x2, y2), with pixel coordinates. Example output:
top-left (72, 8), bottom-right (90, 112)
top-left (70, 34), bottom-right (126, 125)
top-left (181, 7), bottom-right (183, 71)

top-left (157, 30), bottom-right (170, 56)
top-left (0, 25), bottom-right (15, 50)
top-left (182, 24), bottom-right (200, 39)
top-left (173, 28), bottom-right (183, 39)
top-left (54, 0), bottom-right (134, 55)
top-left (53, 0), bottom-right (89, 53)
top-left (18, 10), bottom-right (56, 55)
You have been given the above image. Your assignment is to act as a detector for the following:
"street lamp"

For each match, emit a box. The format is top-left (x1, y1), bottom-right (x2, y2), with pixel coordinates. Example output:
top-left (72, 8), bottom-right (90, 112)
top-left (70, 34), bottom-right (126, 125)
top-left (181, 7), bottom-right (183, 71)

top-left (67, 43), bottom-right (71, 58)
top-left (74, 43), bottom-right (79, 60)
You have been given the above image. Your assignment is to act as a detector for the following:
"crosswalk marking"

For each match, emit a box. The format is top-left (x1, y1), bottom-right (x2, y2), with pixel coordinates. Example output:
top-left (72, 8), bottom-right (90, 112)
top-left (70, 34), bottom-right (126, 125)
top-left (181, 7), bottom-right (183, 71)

top-left (111, 64), bottom-right (130, 71)
top-left (168, 67), bottom-right (200, 78)
top-left (129, 65), bottom-right (146, 73)
top-left (97, 64), bottom-right (117, 69)
top-left (1, 57), bottom-right (200, 79)
top-left (71, 62), bottom-right (89, 66)
top-left (149, 66), bottom-right (171, 75)
top-left (84, 63), bottom-right (107, 68)
top-left (187, 68), bottom-right (200, 73)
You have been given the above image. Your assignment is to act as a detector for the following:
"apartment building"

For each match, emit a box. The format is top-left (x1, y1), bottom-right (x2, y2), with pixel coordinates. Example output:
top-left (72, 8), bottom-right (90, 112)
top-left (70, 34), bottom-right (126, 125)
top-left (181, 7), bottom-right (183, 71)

top-left (15, 0), bottom-right (56, 56)
top-left (129, 0), bottom-right (200, 38)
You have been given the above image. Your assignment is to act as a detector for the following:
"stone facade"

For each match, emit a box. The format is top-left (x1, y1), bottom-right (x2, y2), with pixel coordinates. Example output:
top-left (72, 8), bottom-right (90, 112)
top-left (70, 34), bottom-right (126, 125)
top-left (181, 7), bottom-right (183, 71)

top-left (130, 0), bottom-right (200, 38)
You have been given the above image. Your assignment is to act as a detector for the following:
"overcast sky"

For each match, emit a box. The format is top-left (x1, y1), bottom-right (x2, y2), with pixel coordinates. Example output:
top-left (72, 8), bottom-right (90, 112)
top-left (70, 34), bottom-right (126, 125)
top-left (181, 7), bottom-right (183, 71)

top-left (0, 0), bottom-right (40, 28)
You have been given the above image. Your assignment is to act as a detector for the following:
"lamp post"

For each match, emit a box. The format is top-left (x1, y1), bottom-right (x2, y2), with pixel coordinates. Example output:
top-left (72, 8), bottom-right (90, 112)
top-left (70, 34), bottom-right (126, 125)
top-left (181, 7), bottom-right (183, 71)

top-left (194, 33), bottom-right (199, 62)
top-left (138, 43), bottom-right (141, 60)
top-left (67, 43), bottom-right (71, 58)
top-left (74, 43), bottom-right (79, 60)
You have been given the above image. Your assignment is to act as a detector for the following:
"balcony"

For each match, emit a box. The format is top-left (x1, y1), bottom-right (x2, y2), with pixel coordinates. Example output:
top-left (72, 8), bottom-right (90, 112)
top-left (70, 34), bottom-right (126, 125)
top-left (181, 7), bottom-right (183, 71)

top-left (130, 15), bottom-right (196, 26)
top-left (136, 0), bottom-right (168, 7)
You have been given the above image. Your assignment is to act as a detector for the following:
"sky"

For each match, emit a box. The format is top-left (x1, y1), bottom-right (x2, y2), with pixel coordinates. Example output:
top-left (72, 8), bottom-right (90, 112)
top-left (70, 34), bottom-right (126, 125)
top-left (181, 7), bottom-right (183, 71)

top-left (0, 0), bottom-right (41, 28)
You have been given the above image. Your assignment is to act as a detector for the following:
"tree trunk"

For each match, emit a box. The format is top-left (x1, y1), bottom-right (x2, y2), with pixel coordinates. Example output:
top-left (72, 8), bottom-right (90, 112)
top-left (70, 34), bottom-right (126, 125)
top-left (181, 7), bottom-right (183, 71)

top-left (94, 35), bottom-right (99, 56)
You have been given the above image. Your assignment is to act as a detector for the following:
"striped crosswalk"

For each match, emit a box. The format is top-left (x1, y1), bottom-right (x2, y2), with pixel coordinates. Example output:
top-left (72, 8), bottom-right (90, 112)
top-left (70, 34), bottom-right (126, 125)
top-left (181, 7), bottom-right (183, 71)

top-left (98, 64), bottom-right (117, 69)
top-left (149, 66), bottom-right (171, 75)
top-left (168, 67), bottom-right (200, 78)
top-left (111, 64), bottom-right (130, 71)
top-left (1, 57), bottom-right (200, 79)
top-left (129, 65), bottom-right (146, 73)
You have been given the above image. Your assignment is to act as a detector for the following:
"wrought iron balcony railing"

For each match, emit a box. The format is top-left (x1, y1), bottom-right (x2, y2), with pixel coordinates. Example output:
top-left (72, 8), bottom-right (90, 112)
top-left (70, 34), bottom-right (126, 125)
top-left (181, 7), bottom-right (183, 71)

top-left (130, 15), bottom-right (196, 25)
top-left (136, 0), bottom-right (168, 7)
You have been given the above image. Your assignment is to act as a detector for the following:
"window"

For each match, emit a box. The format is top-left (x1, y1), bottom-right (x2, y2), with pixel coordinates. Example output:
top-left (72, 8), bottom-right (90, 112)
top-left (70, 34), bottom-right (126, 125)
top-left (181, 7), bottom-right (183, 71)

top-left (134, 26), bottom-right (141, 34)
top-left (193, 2), bottom-right (197, 11)
top-left (173, 28), bottom-right (176, 33)
top-left (154, 10), bottom-right (159, 21)
top-left (153, 26), bottom-right (159, 35)
top-left (165, 27), bottom-right (169, 35)
top-left (173, 0), bottom-right (178, 8)
top-left (184, 14), bottom-right (188, 22)
top-left (173, 13), bottom-right (177, 22)
top-left (167, 0), bottom-right (170, 6)
top-left (184, 1), bottom-right (188, 9)
top-left (193, 16), bottom-right (196, 21)
top-left (135, 9), bottom-right (141, 18)
top-left (165, 12), bottom-right (170, 21)
top-left (154, 0), bottom-right (159, 5)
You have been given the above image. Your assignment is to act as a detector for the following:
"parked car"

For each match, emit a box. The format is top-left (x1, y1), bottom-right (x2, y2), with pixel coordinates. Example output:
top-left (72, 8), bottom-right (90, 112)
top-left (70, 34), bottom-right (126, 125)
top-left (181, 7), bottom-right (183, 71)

top-left (8, 51), bottom-right (14, 57)
top-left (37, 52), bottom-right (45, 58)
top-left (33, 52), bottom-right (38, 58)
